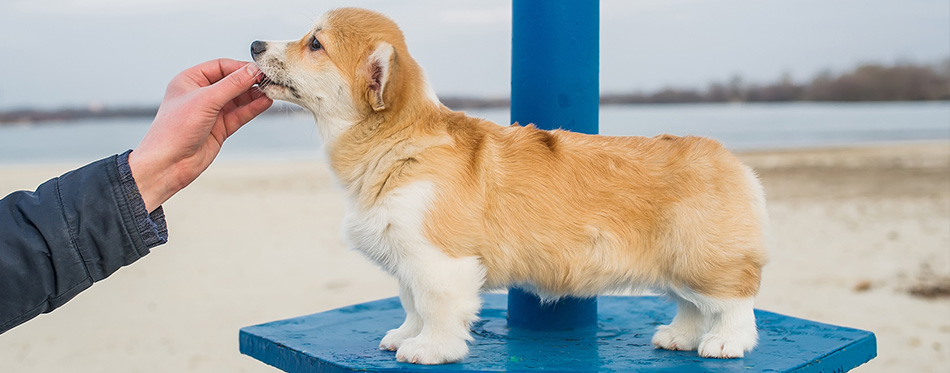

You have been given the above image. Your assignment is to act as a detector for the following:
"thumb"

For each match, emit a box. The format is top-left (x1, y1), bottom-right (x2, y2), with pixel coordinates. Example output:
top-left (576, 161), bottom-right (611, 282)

top-left (205, 63), bottom-right (262, 109)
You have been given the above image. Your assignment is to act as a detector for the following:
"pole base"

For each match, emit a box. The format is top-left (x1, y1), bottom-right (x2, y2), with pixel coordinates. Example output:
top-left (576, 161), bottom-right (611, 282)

top-left (506, 287), bottom-right (597, 330)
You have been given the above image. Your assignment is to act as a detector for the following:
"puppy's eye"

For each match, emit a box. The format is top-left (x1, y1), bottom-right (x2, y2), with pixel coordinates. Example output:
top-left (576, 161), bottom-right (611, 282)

top-left (310, 37), bottom-right (322, 51)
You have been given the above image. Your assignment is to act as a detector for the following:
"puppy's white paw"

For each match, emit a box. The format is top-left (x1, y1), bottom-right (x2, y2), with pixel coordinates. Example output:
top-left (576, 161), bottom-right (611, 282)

top-left (698, 333), bottom-right (755, 359)
top-left (395, 335), bottom-right (468, 365)
top-left (379, 326), bottom-right (420, 351)
top-left (652, 324), bottom-right (702, 351)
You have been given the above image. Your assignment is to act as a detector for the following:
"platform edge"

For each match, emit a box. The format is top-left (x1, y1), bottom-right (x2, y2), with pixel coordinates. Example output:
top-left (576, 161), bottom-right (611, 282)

top-left (791, 330), bottom-right (878, 373)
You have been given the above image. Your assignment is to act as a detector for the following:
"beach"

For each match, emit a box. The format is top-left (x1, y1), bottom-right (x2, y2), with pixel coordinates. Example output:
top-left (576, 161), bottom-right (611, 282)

top-left (0, 141), bottom-right (947, 372)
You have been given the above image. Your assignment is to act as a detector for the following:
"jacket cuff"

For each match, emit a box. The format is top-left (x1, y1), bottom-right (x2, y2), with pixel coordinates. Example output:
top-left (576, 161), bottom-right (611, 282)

top-left (116, 150), bottom-right (168, 253)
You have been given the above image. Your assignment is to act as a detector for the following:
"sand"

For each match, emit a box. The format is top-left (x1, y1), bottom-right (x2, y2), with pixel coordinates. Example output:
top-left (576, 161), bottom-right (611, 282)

top-left (0, 141), bottom-right (947, 372)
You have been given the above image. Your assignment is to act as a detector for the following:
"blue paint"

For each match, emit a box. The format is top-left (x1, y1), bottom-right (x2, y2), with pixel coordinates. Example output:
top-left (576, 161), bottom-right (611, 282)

top-left (506, 288), bottom-right (598, 331)
top-left (510, 0), bottom-right (599, 134)
top-left (509, 0), bottom-right (600, 331)
top-left (240, 295), bottom-right (877, 372)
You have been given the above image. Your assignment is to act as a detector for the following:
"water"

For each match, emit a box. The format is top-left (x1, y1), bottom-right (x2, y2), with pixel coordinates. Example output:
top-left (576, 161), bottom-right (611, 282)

top-left (0, 112), bottom-right (323, 165)
top-left (473, 102), bottom-right (950, 150)
top-left (0, 102), bottom-right (947, 165)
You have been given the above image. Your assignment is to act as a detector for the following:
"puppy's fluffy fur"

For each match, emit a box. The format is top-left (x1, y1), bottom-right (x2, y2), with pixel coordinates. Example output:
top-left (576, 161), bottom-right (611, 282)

top-left (252, 8), bottom-right (768, 365)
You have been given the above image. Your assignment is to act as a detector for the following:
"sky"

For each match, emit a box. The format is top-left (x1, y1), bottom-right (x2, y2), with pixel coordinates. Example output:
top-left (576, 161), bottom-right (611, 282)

top-left (0, 0), bottom-right (947, 110)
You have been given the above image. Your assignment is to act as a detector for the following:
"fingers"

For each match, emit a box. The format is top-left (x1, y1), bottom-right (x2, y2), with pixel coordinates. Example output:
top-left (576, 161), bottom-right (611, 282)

top-left (232, 86), bottom-right (264, 107)
top-left (166, 58), bottom-right (255, 97)
top-left (190, 58), bottom-right (251, 85)
top-left (223, 94), bottom-right (274, 137)
top-left (204, 62), bottom-right (264, 110)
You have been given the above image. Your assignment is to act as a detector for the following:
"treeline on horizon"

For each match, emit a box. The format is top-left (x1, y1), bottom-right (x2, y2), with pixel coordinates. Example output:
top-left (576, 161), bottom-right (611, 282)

top-left (443, 58), bottom-right (950, 109)
top-left (601, 58), bottom-right (950, 105)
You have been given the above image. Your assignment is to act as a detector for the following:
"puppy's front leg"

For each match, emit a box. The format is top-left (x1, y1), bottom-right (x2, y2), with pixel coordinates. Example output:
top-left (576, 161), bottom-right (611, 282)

top-left (652, 295), bottom-right (706, 351)
top-left (394, 255), bottom-right (484, 365)
top-left (380, 284), bottom-right (423, 351)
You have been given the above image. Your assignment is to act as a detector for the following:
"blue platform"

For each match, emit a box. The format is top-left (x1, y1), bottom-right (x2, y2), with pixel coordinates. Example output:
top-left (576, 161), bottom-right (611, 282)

top-left (239, 295), bottom-right (877, 372)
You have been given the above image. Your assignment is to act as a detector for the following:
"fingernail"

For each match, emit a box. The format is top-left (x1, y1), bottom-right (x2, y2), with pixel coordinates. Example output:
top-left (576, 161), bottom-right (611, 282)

top-left (246, 63), bottom-right (260, 78)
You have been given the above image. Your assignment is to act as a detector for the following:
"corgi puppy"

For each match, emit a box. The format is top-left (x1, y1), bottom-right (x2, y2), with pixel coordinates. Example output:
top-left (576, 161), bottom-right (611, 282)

top-left (251, 7), bottom-right (767, 365)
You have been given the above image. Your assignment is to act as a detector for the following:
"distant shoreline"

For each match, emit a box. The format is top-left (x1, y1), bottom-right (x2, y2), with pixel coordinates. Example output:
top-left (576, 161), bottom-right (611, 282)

top-left (2, 99), bottom-right (948, 126)
top-left (4, 59), bottom-right (946, 125)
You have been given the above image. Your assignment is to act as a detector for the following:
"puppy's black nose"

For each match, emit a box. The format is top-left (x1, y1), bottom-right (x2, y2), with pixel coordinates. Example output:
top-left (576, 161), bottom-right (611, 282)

top-left (250, 40), bottom-right (267, 58)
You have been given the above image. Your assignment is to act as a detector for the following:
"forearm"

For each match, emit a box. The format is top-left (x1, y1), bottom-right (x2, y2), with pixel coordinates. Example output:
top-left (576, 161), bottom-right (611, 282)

top-left (0, 152), bottom-right (167, 334)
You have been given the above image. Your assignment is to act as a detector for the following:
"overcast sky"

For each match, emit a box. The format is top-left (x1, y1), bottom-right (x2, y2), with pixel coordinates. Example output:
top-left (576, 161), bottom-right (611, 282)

top-left (0, 0), bottom-right (947, 110)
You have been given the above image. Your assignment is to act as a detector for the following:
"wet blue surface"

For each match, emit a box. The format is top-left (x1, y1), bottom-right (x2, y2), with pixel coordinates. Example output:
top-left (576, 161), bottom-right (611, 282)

top-left (240, 295), bottom-right (877, 372)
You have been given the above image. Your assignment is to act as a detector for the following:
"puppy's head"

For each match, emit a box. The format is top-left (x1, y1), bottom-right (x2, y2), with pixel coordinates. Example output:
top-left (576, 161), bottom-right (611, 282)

top-left (251, 8), bottom-right (425, 128)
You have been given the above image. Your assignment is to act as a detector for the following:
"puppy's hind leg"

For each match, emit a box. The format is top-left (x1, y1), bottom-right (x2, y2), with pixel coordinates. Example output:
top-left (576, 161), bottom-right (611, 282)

top-left (380, 283), bottom-right (423, 351)
top-left (652, 295), bottom-right (707, 351)
top-left (395, 254), bottom-right (485, 365)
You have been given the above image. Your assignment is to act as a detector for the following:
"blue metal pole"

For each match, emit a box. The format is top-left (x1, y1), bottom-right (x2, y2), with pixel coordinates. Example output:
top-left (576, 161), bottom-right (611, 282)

top-left (509, 0), bottom-right (599, 330)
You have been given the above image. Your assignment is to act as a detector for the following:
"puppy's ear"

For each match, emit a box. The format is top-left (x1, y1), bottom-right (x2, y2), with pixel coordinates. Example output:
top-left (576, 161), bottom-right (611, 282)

top-left (365, 42), bottom-right (394, 111)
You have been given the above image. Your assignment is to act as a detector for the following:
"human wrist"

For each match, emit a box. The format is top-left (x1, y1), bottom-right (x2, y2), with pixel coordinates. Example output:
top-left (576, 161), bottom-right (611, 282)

top-left (127, 149), bottom-right (178, 212)
top-left (116, 150), bottom-right (170, 250)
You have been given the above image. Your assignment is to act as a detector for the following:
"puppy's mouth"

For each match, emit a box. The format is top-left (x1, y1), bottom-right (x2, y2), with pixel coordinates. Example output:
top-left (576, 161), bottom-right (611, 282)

top-left (256, 72), bottom-right (304, 100)
top-left (257, 73), bottom-right (290, 90)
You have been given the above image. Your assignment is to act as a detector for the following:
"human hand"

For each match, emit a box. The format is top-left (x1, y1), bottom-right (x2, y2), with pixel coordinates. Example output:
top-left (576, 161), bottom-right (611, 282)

top-left (129, 59), bottom-right (272, 212)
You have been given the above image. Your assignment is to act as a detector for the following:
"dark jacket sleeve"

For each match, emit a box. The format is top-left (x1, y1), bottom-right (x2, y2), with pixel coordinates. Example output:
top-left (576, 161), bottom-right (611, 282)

top-left (0, 151), bottom-right (167, 334)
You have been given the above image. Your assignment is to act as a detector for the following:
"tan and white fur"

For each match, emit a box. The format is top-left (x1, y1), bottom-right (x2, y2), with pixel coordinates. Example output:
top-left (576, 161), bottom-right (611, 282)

top-left (251, 7), bottom-right (768, 365)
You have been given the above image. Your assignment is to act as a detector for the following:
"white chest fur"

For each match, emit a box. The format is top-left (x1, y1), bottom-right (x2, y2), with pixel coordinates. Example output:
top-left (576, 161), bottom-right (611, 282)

top-left (342, 181), bottom-right (438, 275)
